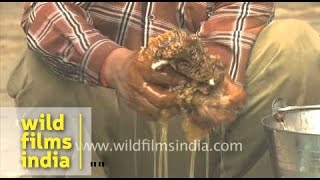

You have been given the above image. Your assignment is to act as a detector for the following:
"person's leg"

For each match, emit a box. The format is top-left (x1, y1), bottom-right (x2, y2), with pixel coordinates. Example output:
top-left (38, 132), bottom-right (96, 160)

top-left (219, 19), bottom-right (320, 177)
top-left (7, 50), bottom-right (119, 177)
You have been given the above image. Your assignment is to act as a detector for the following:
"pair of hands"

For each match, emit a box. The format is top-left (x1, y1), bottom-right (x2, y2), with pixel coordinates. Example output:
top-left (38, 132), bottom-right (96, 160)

top-left (103, 48), bottom-right (246, 126)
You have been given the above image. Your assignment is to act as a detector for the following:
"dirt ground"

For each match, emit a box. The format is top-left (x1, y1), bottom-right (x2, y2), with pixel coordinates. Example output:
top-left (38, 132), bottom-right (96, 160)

top-left (0, 2), bottom-right (320, 107)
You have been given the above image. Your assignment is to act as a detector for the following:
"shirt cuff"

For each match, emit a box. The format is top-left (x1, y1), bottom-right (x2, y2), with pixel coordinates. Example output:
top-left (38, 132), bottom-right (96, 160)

top-left (82, 39), bottom-right (120, 86)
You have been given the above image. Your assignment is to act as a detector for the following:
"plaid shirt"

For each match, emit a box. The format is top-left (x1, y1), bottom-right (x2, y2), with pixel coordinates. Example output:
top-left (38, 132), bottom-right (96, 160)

top-left (21, 2), bottom-right (275, 87)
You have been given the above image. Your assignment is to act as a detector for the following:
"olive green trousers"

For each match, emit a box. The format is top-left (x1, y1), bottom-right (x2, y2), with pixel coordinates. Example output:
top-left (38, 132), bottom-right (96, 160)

top-left (7, 19), bottom-right (320, 177)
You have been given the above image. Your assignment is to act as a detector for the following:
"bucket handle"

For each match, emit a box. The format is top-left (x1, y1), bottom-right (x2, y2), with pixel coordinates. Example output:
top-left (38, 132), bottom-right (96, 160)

top-left (272, 98), bottom-right (320, 121)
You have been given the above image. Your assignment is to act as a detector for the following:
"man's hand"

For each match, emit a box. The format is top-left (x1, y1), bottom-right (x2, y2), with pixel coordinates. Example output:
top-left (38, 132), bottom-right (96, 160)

top-left (103, 48), bottom-right (186, 119)
top-left (189, 77), bottom-right (247, 128)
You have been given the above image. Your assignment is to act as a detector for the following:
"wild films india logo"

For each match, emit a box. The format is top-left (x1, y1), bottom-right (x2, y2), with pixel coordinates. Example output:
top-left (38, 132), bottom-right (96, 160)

top-left (0, 107), bottom-right (92, 176)
top-left (20, 113), bottom-right (73, 169)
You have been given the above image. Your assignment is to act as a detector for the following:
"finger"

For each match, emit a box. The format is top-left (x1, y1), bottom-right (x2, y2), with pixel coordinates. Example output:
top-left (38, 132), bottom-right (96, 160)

top-left (143, 66), bottom-right (188, 87)
top-left (124, 89), bottom-right (160, 120)
top-left (115, 81), bottom-right (159, 118)
top-left (222, 77), bottom-right (246, 106)
top-left (136, 82), bottom-right (178, 109)
top-left (128, 73), bottom-right (178, 109)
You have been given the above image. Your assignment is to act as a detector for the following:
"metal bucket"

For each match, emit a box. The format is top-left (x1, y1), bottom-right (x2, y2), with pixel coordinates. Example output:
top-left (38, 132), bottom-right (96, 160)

top-left (261, 98), bottom-right (320, 178)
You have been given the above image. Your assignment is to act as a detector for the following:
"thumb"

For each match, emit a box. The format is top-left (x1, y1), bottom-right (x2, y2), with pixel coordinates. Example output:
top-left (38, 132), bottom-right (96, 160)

top-left (223, 76), bottom-right (246, 106)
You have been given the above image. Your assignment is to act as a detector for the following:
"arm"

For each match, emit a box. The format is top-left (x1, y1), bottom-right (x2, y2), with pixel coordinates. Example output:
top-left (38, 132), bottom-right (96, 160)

top-left (21, 2), bottom-right (186, 119)
top-left (197, 2), bottom-right (275, 87)
top-left (21, 2), bottom-right (120, 86)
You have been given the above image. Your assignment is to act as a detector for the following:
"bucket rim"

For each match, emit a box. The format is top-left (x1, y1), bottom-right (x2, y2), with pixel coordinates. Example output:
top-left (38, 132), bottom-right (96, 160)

top-left (261, 115), bottom-right (320, 136)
